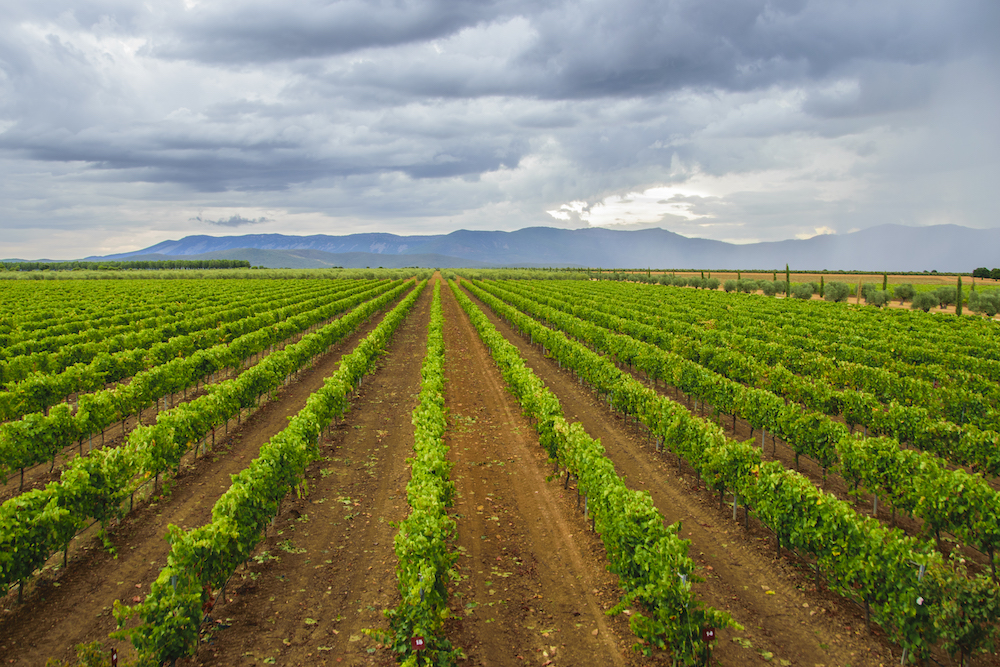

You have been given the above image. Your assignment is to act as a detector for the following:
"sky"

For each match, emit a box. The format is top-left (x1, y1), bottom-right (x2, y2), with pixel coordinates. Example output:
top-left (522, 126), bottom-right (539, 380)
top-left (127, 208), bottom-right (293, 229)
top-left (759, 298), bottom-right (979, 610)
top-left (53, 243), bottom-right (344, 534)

top-left (1, 0), bottom-right (998, 259)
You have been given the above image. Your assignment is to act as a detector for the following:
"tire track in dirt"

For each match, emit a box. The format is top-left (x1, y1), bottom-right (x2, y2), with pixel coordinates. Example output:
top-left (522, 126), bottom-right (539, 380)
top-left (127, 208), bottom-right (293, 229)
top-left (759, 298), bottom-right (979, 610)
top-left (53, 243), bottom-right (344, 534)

top-left (461, 281), bottom-right (896, 667)
top-left (0, 290), bottom-right (409, 667)
top-left (186, 279), bottom-right (434, 667)
top-left (441, 281), bottom-right (641, 667)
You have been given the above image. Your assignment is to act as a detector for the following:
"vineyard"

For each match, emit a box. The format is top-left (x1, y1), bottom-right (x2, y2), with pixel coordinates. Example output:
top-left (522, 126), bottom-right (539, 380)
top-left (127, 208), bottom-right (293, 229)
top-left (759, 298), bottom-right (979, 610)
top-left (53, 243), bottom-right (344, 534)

top-left (1, 271), bottom-right (999, 666)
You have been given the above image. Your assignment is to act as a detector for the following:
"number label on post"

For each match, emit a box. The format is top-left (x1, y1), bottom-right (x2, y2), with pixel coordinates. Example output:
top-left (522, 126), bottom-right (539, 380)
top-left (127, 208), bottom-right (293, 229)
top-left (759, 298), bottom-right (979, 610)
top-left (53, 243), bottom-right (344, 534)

top-left (412, 636), bottom-right (426, 650)
top-left (701, 627), bottom-right (716, 643)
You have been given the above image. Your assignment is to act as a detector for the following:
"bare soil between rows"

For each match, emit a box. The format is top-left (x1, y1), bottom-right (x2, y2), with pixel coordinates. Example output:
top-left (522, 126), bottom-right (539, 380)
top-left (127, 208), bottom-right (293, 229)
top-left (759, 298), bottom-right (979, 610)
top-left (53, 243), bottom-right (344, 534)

top-left (0, 289), bottom-right (407, 666)
top-left (13, 275), bottom-right (990, 667)
top-left (457, 279), bottom-right (901, 667)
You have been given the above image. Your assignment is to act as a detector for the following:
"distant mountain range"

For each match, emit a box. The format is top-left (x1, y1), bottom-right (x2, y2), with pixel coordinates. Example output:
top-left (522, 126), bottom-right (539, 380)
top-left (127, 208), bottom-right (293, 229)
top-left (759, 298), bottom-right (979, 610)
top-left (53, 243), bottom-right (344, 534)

top-left (62, 224), bottom-right (1000, 271)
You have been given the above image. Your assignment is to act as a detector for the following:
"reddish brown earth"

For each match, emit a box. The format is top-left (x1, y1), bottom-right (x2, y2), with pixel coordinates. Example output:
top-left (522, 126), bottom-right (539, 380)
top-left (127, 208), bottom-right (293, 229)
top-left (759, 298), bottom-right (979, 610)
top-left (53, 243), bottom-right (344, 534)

top-left (457, 280), bottom-right (900, 667)
top-left (0, 291), bottom-right (404, 666)
top-left (176, 278), bottom-right (645, 667)
top-left (10, 274), bottom-right (993, 667)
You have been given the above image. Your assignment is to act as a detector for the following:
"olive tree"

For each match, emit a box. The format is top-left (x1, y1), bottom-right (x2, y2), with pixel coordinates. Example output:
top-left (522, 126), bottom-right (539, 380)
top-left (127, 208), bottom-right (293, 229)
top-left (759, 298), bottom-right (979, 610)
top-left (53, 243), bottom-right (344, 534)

top-left (935, 286), bottom-right (957, 309)
top-left (792, 283), bottom-right (814, 299)
top-left (912, 292), bottom-right (940, 312)
top-left (894, 283), bottom-right (916, 304)
top-left (824, 281), bottom-right (851, 303)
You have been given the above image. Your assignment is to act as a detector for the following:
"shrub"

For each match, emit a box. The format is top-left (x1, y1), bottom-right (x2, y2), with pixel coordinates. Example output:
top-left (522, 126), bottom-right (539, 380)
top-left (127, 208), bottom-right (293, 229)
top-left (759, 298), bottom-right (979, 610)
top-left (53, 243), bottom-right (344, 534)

top-left (723, 279), bottom-right (737, 293)
top-left (705, 278), bottom-right (720, 290)
top-left (760, 281), bottom-right (776, 296)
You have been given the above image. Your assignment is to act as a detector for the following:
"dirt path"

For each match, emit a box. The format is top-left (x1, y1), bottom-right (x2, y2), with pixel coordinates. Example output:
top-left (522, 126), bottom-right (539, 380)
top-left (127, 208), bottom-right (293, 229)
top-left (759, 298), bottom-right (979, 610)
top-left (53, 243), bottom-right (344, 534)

top-left (459, 281), bottom-right (897, 667)
top-left (180, 279), bottom-right (434, 667)
top-left (0, 291), bottom-right (406, 666)
top-left (440, 280), bottom-right (645, 667)
top-left (184, 279), bottom-right (643, 667)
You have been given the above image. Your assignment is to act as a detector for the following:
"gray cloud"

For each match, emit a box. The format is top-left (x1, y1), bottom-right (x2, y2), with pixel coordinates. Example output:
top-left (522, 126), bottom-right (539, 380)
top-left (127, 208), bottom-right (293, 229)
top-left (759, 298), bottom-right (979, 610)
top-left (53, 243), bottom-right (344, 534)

top-left (192, 214), bottom-right (271, 227)
top-left (0, 0), bottom-right (997, 258)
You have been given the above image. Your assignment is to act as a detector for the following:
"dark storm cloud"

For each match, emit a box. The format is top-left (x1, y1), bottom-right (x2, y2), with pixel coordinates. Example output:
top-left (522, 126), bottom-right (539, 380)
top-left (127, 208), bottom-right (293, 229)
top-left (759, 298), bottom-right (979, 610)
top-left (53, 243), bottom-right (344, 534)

top-left (1, 0), bottom-right (998, 259)
top-left (316, 0), bottom-right (992, 101)
top-left (148, 0), bottom-right (533, 64)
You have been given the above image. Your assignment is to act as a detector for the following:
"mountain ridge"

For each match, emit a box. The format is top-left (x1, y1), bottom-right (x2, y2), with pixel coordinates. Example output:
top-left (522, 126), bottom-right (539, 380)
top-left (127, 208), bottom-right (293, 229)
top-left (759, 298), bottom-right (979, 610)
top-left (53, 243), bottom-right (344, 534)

top-left (67, 224), bottom-right (1000, 272)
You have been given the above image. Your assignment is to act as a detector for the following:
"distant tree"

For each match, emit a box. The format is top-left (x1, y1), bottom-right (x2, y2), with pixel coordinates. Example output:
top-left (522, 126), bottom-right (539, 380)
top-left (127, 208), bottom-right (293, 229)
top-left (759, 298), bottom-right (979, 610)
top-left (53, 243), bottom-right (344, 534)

top-left (870, 290), bottom-right (890, 308)
top-left (992, 268), bottom-right (1000, 281)
top-left (819, 275), bottom-right (825, 299)
top-left (956, 276), bottom-right (963, 316)
top-left (737, 279), bottom-right (757, 293)
top-left (792, 283), bottom-right (814, 299)
top-left (785, 264), bottom-right (791, 296)
top-left (760, 281), bottom-right (777, 296)
top-left (723, 279), bottom-right (737, 293)
top-left (705, 278), bottom-right (720, 290)
top-left (882, 273), bottom-right (888, 291)
top-left (824, 281), bottom-right (851, 303)
top-left (936, 286), bottom-right (957, 309)
top-left (973, 267), bottom-right (991, 279)
top-left (969, 289), bottom-right (1000, 316)
top-left (861, 283), bottom-right (880, 304)
top-left (894, 283), bottom-right (916, 304)
top-left (912, 292), bottom-right (939, 312)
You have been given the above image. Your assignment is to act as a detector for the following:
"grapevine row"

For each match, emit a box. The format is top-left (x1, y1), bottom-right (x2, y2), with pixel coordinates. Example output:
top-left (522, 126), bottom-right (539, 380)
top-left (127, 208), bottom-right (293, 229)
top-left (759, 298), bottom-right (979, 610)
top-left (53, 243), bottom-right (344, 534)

top-left (0, 278), bottom-right (321, 364)
top-left (383, 281), bottom-right (461, 666)
top-left (461, 278), bottom-right (1000, 664)
top-left (536, 277), bottom-right (1000, 402)
top-left (517, 279), bottom-right (1000, 434)
top-left (112, 280), bottom-right (427, 665)
top-left (474, 279), bottom-right (1000, 572)
top-left (451, 280), bottom-right (737, 665)
top-left (0, 280), bottom-right (415, 600)
top-left (0, 279), bottom-right (372, 419)
top-left (0, 280), bottom-right (398, 486)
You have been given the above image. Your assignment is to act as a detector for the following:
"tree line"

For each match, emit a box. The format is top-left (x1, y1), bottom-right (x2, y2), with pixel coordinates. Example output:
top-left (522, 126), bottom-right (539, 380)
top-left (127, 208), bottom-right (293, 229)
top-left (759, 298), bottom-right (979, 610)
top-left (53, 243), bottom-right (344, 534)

top-left (0, 259), bottom-right (252, 272)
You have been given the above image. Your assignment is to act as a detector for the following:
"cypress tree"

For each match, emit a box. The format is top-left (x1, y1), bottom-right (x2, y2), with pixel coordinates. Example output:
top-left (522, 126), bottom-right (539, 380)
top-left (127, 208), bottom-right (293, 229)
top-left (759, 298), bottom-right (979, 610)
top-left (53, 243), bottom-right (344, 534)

top-left (956, 276), bottom-right (963, 316)
top-left (820, 276), bottom-right (825, 298)
top-left (785, 264), bottom-right (791, 296)
top-left (882, 273), bottom-right (888, 291)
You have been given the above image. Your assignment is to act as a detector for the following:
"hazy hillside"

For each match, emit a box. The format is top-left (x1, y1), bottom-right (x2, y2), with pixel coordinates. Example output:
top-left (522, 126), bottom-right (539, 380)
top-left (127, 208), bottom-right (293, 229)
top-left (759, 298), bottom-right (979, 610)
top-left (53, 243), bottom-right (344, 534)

top-left (77, 224), bottom-right (1000, 272)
